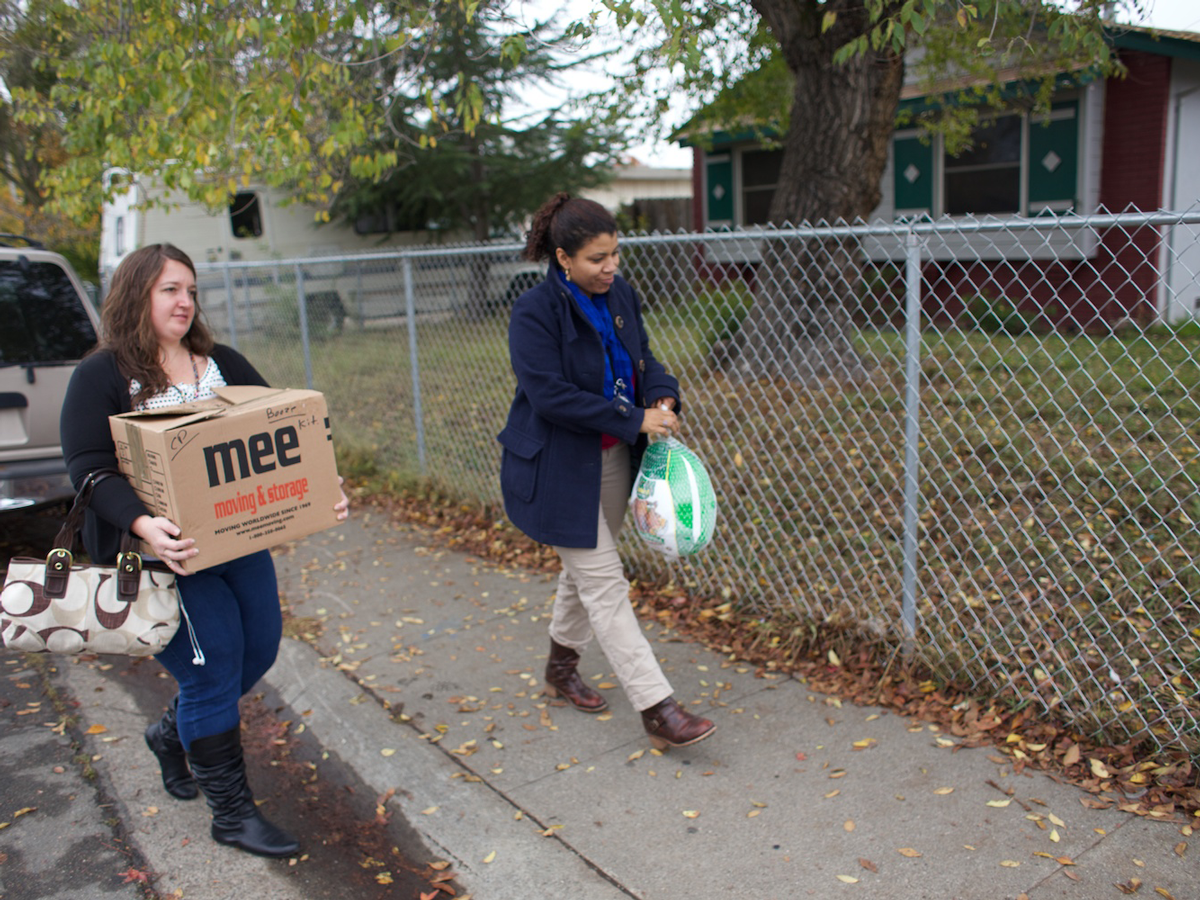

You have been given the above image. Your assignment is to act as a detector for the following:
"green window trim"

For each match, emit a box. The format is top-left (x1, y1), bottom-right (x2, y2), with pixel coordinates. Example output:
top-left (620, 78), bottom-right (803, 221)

top-left (1028, 102), bottom-right (1079, 211)
top-left (706, 154), bottom-right (734, 225)
top-left (893, 132), bottom-right (934, 215)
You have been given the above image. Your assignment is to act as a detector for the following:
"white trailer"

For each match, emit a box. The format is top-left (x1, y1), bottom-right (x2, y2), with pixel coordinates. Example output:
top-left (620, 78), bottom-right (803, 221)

top-left (99, 171), bottom-right (542, 334)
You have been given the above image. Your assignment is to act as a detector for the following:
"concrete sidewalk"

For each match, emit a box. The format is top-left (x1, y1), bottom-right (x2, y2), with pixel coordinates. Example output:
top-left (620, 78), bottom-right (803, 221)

top-left (261, 509), bottom-right (1193, 900)
top-left (13, 506), bottom-right (1192, 900)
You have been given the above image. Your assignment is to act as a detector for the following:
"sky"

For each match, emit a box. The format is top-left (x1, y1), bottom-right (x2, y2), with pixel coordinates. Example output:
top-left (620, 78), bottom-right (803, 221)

top-left (517, 0), bottom-right (1200, 169)
top-left (1139, 0), bottom-right (1200, 32)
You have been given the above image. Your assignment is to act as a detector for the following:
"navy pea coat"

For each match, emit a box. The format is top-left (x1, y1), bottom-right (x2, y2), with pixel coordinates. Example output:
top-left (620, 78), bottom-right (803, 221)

top-left (498, 264), bottom-right (680, 548)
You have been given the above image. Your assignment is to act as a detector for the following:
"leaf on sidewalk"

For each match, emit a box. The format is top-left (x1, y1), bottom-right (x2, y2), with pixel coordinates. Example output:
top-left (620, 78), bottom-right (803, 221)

top-left (119, 867), bottom-right (152, 884)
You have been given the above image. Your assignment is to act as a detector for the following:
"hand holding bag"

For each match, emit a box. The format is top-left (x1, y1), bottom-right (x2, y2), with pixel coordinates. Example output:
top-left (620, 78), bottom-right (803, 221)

top-left (1, 469), bottom-right (182, 656)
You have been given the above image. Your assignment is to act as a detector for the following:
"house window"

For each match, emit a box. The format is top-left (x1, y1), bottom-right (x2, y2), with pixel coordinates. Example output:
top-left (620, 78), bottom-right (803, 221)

top-left (114, 217), bottom-right (125, 256)
top-left (229, 192), bottom-right (263, 238)
top-left (892, 99), bottom-right (1080, 220)
top-left (741, 148), bottom-right (783, 225)
top-left (944, 115), bottom-right (1022, 215)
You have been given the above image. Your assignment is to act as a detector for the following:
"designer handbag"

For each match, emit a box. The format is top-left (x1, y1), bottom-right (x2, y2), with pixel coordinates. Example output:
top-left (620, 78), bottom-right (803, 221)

top-left (1, 468), bottom-right (182, 656)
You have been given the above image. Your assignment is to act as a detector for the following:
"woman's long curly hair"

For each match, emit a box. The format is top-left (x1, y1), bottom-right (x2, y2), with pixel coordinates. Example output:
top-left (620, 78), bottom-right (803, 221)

top-left (522, 192), bottom-right (617, 264)
top-left (99, 243), bottom-right (215, 407)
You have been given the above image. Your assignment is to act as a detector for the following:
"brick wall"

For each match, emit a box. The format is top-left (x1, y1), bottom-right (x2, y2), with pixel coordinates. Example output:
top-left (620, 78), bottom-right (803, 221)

top-left (1100, 50), bottom-right (1172, 211)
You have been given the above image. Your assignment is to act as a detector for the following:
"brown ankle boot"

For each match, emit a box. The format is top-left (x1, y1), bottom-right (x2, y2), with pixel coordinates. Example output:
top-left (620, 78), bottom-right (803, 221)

top-left (543, 640), bottom-right (609, 713)
top-left (641, 697), bottom-right (716, 750)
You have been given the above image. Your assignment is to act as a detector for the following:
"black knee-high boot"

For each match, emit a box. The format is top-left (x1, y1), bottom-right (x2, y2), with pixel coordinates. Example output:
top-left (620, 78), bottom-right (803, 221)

top-left (187, 727), bottom-right (299, 858)
top-left (144, 696), bottom-right (198, 800)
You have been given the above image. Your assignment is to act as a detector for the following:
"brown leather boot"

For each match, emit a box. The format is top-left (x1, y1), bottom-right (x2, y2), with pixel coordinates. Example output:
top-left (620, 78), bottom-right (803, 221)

top-left (543, 639), bottom-right (609, 713)
top-left (641, 697), bottom-right (716, 750)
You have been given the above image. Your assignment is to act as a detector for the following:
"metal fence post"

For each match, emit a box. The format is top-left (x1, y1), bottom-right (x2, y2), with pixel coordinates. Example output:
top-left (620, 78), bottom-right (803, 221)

top-left (222, 264), bottom-right (238, 350)
top-left (355, 264), bottom-right (365, 329)
top-left (243, 272), bottom-right (254, 332)
top-left (900, 230), bottom-right (923, 645)
top-left (403, 256), bottom-right (427, 473)
top-left (294, 263), bottom-right (314, 390)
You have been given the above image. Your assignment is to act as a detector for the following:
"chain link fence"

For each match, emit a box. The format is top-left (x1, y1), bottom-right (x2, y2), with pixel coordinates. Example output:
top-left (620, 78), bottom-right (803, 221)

top-left (194, 208), bottom-right (1200, 757)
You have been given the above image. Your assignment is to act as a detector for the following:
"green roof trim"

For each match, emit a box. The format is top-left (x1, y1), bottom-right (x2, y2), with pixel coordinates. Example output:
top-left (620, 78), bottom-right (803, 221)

top-left (897, 71), bottom-right (1097, 116)
top-left (678, 128), bottom-right (777, 150)
top-left (676, 23), bottom-right (1200, 150)
top-left (1111, 28), bottom-right (1200, 61)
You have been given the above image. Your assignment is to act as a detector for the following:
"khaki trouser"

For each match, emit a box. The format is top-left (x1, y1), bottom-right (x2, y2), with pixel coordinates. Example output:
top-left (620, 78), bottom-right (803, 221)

top-left (550, 442), bottom-right (673, 712)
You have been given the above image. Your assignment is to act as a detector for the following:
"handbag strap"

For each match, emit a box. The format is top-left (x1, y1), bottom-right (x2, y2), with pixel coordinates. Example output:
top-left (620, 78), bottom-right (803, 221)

top-left (51, 467), bottom-right (139, 555)
top-left (42, 468), bottom-right (143, 600)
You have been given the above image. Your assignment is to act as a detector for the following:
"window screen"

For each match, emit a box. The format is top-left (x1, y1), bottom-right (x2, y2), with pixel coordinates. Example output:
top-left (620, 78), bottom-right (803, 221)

top-left (944, 116), bottom-right (1022, 215)
top-left (742, 148), bottom-right (783, 225)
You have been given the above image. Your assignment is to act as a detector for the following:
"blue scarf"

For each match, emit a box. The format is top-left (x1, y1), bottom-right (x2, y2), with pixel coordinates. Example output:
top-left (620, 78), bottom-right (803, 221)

top-left (560, 271), bottom-right (634, 402)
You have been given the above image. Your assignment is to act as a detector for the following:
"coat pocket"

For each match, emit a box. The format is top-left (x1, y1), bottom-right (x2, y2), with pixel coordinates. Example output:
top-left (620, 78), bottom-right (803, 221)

top-left (498, 425), bottom-right (543, 503)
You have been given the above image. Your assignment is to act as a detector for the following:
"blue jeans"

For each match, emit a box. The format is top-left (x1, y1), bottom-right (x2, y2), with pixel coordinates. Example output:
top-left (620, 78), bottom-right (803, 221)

top-left (155, 549), bottom-right (282, 749)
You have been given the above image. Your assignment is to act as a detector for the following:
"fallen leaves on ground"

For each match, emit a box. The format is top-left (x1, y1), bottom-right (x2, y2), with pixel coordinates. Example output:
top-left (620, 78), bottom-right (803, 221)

top-left (353, 493), bottom-right (1200, 820)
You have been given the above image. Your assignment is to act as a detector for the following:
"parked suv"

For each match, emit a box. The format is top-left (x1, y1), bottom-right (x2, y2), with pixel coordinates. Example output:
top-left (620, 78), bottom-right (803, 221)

top-left (0, 236), bottom-right (100, 512)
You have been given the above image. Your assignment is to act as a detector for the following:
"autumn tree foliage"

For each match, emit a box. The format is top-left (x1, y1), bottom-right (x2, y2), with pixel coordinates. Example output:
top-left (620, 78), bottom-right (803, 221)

top-left (9, 1), bottom-right (442, 222)
top-left (0, 0), bottom-right (97, 276)
top-left (331, 0), bottom-right (623, 243)
top-left (597, 0), bottom-right (1143, 382)
top-left (8, 0), bottom-right (619, 249)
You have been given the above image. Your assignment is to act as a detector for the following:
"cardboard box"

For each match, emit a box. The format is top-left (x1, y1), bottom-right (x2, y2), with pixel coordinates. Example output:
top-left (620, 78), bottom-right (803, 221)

top-left (110, 385), bottom-right (342, 571)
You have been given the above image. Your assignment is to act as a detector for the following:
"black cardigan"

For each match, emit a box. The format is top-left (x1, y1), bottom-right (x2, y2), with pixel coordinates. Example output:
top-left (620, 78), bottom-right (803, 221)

top-left (59, 345), bottom-right (268, 564)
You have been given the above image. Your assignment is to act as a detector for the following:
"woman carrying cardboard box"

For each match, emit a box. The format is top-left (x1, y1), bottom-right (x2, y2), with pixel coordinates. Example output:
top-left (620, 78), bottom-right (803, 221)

top-left (60, 243), bottom-right (349, 858)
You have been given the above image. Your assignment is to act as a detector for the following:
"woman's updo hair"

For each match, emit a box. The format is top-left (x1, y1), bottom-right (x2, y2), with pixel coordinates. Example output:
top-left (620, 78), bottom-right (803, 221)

top-left (522, 192), bottom-right (617, 263)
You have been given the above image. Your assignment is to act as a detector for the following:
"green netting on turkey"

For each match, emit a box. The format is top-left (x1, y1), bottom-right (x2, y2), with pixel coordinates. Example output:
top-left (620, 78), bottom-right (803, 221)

top-left (629, 437), bottom-right (718, 560)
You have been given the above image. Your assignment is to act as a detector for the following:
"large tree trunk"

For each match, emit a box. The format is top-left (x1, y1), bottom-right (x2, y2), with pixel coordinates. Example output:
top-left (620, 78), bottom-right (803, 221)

top-left (724, 0), bottom-right (904, 383)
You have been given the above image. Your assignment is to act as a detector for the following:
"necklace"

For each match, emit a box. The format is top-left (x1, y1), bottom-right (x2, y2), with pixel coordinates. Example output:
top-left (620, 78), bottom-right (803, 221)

top-left (170, 351), bottom-right (201, 402)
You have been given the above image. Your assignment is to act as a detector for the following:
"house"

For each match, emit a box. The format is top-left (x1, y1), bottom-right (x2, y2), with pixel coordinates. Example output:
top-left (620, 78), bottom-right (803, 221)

top-left (681, 25), bottom-right (1200, 325)
top-left (581, 160), bottom-right (693, 212)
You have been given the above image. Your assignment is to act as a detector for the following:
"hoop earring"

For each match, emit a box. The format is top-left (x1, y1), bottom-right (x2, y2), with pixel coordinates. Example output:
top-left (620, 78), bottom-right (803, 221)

top-left (564, 269), bottom-right (572, 283)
